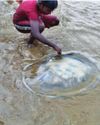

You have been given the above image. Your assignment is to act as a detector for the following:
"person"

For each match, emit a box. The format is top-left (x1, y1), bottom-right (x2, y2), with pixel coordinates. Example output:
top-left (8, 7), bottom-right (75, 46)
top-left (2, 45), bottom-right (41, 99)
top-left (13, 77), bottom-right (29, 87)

top-left (12, 0), bottom-right (62, 55)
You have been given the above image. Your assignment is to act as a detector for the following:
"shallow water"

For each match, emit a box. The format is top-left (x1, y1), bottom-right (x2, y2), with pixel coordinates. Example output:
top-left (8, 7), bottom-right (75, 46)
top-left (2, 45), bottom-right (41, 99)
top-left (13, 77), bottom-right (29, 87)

top-left (0, 1), bottom-right (100, 125)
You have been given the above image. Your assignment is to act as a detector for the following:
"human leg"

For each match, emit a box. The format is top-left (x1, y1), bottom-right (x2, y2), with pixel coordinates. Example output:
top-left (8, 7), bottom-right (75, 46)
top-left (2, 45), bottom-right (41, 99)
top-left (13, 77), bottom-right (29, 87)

top-left (14, 21), bottom-right (45, 47)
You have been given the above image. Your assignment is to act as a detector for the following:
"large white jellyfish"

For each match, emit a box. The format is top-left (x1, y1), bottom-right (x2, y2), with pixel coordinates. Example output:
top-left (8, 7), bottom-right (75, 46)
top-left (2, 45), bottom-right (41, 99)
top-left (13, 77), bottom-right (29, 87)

top-left (23, 52), bottom-right (100, 98)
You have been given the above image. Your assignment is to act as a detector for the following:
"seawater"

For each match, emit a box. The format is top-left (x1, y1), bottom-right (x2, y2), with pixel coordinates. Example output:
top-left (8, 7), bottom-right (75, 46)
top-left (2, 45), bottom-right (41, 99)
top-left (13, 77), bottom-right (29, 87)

top-left (0, 1), bottom-right (100, 125)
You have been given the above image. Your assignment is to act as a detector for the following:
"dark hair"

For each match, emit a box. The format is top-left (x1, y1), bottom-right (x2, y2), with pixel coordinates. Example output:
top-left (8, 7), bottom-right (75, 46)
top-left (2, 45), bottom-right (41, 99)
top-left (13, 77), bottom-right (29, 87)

top-left (38, 0), bottom-right (58, 10)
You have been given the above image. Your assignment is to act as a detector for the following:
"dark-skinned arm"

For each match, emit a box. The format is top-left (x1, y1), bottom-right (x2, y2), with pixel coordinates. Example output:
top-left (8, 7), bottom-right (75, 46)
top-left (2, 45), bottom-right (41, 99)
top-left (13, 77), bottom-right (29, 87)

top-left (30, 20), bottom-right (61, 55)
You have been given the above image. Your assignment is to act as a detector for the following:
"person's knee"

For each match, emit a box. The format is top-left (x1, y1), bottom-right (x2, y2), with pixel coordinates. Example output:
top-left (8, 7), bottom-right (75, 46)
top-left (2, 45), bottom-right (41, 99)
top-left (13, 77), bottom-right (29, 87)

top-left (49, 18), bottom-right (59, 27)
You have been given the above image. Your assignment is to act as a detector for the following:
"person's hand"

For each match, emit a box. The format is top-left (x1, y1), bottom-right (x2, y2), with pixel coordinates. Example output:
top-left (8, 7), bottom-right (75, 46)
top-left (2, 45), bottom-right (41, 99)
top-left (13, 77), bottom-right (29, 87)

top-left (54, 45), bottom-right (62, 55)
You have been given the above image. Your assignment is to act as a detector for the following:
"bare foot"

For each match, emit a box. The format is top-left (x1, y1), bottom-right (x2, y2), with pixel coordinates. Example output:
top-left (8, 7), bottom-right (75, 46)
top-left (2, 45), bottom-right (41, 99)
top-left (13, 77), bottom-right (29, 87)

top-left (27, 33), bottom-right (38, 47)
top-left (33, 40), bottom-right (38, 46)
top-left (27, 44), bottom-right (34, 48)
top-left (27, 40), bottom-right (38, 47)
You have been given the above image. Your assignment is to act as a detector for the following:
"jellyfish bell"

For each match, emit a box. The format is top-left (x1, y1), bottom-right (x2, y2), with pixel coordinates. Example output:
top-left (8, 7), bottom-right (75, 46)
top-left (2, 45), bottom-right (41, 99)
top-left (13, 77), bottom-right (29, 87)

top-left (23, 51), bottom-right (100, 98)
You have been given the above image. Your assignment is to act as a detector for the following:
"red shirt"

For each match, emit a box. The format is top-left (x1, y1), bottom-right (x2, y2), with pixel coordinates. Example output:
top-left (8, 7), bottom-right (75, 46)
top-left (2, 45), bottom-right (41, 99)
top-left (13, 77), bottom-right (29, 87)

top-left (13, 0), bottom-right (41, 24)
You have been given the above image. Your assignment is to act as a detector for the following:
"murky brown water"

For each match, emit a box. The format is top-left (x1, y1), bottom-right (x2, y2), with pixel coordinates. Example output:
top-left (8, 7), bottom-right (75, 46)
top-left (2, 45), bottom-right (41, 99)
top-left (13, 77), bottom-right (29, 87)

top-left (0, 1), bottom-right (100, 125)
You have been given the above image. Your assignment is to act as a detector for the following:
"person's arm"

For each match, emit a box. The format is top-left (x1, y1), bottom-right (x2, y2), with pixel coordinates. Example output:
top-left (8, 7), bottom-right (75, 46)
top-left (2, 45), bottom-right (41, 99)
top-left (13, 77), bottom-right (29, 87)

top-left (30, 20), bottom-right (61, 55)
